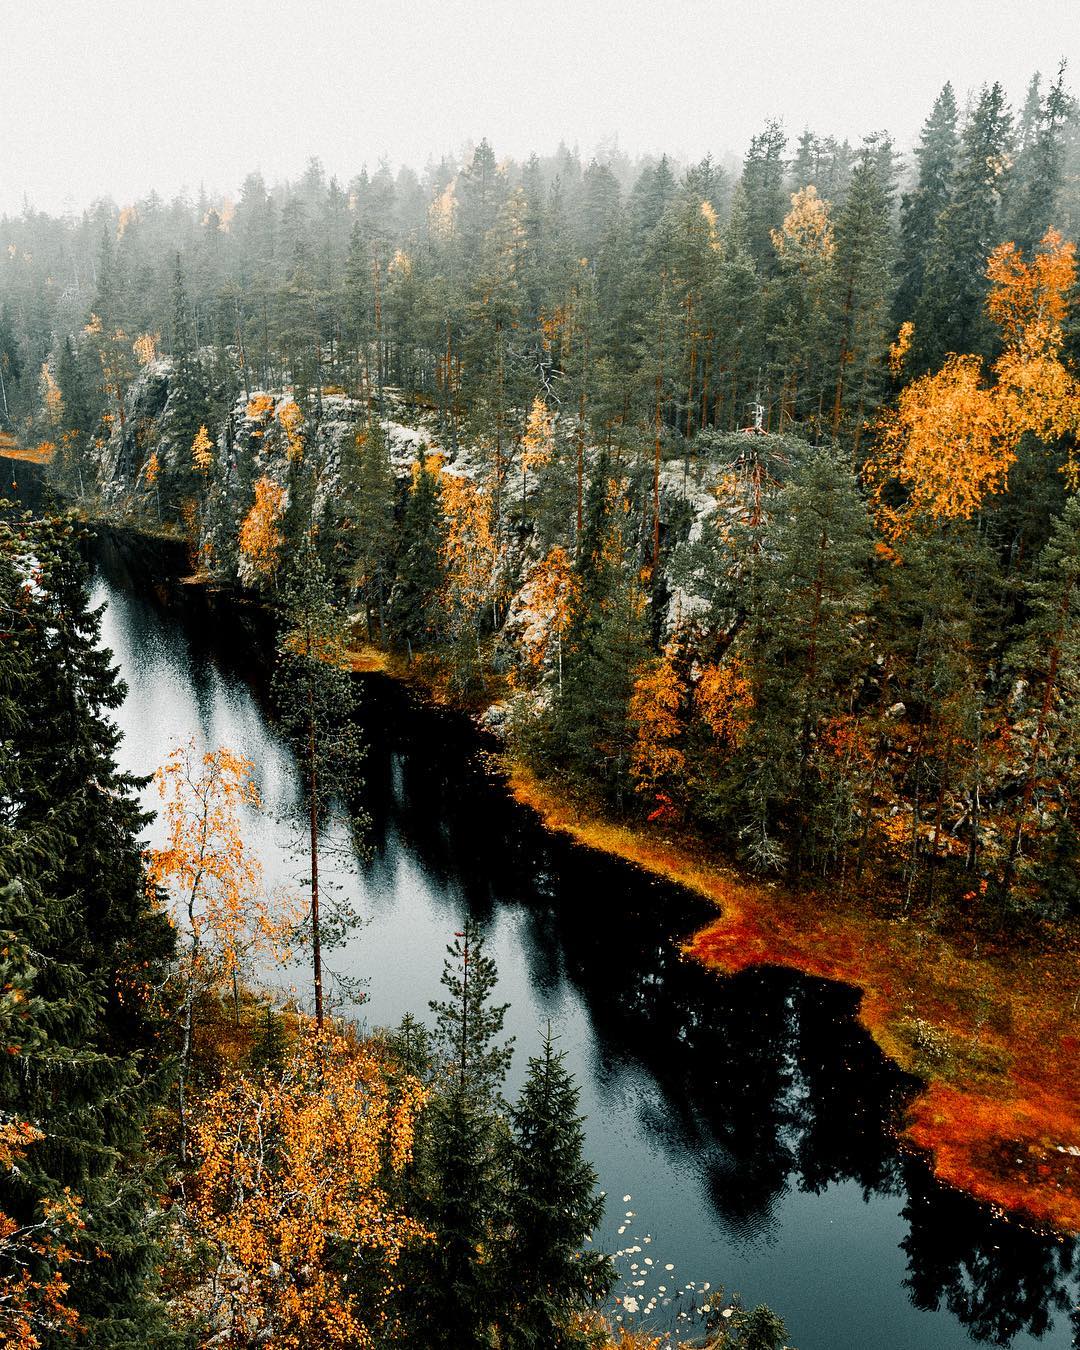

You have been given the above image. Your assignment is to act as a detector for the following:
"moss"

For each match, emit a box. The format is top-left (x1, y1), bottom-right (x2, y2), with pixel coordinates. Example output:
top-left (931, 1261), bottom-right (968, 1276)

top-left (507, 763), bottom-right (1080, 1235)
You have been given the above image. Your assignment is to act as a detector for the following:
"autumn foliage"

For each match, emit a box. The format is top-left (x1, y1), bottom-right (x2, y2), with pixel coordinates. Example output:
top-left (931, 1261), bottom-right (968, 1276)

top-left (0, 1125), bottom-right (82, 1350)
top-left (238, 476), bottom-right (286, 578)
top-left (183, 1026), bottom-right (427, 1349)
top-left (868, 229), bottom-right (1080, 535)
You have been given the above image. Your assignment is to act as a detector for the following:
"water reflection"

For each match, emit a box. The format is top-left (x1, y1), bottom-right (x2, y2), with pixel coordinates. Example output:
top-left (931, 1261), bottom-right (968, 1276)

top-left (89, 530), bottom-right (1078, 1350)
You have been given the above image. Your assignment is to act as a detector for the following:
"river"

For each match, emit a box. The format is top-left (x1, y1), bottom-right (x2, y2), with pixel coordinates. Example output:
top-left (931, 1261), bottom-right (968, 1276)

top-left (89, 532), bottom-right (1078, 1350)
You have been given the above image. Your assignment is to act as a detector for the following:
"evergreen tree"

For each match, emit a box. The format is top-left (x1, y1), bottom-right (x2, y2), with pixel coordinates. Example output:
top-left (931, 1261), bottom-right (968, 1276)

top-left (428, 919), bottom-right (514, 1102)
top-left (0, 513), bottom-right (176, 1347)
top-left (402, 920), bottom-right (513, 1350)
top-left (737, 449), bottom-right (874, 877)
top-left (501, 1032), bottom-right (614, 1349)
top-left (829, 141), bottom-right (895, 443)
top-left (388, 453), bottom-right (447, 653)
top-left (337, 413), bottom-right (396, 636)
top-left (739, 121), bottom-right (788, 275)
top-left (914, 83), bottom-right (1014, 370)
top-left (1006, 62), bottom-right (1076, 253)
top-left (271, 538), bottom-right (367, 1023)
top-left (164, 255), bottom-right (210, 510)
top-left (0, 301), bottom-right (23, 424)
top-left (536, 450), bottom-right (652, 804)
top-left (893, 83), bottom-right (959, 329)
top-left (1000, 495), bottom-right (1080, 904)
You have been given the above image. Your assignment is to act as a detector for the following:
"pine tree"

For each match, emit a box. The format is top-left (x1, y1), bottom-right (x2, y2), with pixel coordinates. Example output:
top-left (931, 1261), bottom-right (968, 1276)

top-left (500, 1032), bottom-right (614, 1349)
top-left (0, 513), bottom-right (176, 1346)
top-left (168, 254), bottom-right (208, 449)
top-left (893, 83), bottom-right (959, 329)
top-left (271, 538), bottom-right (367, 1023)
top-left (336, 414), bottom-right (396, 635)
top-left (914, 83), bottom-right (1014, 370)
top-left (388, 453), bottom-right (447, 653)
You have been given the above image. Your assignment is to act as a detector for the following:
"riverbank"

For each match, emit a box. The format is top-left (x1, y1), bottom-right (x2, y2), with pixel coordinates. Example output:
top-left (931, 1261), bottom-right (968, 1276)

top-left (67, 508), bottom-right (1080, 1238)
top-left (506, 766), bottom-right (1080, 1237)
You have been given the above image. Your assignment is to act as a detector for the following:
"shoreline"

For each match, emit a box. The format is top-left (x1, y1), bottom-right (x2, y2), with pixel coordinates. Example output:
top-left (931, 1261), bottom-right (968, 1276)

top-left (504, 765), bottom-right (1080, 1238)
top-left (73, 508), bottom-right (1080, 1238)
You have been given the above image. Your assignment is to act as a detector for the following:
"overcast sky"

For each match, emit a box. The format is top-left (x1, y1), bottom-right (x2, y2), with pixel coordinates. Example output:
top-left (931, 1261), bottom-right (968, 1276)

top-left (1, 0), bottom-right (1076, 216)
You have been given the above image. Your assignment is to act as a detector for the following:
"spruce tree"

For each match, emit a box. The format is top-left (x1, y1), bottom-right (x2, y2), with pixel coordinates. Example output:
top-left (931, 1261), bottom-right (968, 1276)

top-left (829, 142), bottom-right (895, 444)
top-left (501, 1031), bottom-right (614, 1349)
top-left (914, 83), bottom-right (1014, 370)
top-left (739, 121), bottom-right (788, 275)
top-left (388, 452), bottom-right (446, 654)
top-left (893, 83), bottom-right (959, 329)
top-left (738, 448), bottom-right (874, 877)
top-left (0, 513), bottom-right (176, 1347)
top-left (401, 921), bottom-right (513, 1350)
top-left (429, 919), bottom-right (514, 1103)
top-left (1006, 62), bottom-right (1076, 253)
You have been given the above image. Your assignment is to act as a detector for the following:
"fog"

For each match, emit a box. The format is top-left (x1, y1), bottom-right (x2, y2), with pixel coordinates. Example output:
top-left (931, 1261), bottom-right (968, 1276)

top-left (0, 0), bottom-right (1075, 214)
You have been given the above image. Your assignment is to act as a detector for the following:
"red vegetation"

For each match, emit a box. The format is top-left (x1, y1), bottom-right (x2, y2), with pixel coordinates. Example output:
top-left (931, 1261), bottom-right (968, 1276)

top-left (508, 764), bottom-right (1080, 1235)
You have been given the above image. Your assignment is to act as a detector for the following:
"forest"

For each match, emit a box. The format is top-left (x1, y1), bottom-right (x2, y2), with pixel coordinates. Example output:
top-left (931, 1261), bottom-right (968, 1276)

top-left (3, 71), bottom-right (1080, 914)
top-left (2, 58), bottom-right (1080, 1349)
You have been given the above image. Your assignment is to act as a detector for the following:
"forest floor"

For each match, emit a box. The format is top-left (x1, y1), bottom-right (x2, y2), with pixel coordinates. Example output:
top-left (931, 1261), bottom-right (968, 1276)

top-left (505, 764), bottom-right (1080, 1238)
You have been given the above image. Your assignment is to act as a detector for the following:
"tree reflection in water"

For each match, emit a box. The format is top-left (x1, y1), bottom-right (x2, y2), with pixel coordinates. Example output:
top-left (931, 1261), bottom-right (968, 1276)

top-left (88, 528), bottom-right (1080, 1349)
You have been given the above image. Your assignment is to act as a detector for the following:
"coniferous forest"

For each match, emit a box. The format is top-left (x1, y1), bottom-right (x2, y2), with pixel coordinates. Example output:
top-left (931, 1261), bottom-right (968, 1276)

top-left (2, 43), bottom-right (1080, 1350)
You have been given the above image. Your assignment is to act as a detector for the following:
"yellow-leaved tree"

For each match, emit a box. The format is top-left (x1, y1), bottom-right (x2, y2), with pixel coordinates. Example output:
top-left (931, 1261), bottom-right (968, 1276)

top-left (191, 425), bottom-right (214, 474)
top-left (0, 1123), bottom-right (82, 1350)
top-left (629, 645), bottom-right (686, 805)
top-left (184, 1026), bottom-right (427, 1350)
top-left (238, 476), bottom-right (286, 580)
top-left (145, 742), bottom-right (300, 1159)
top-left (695, 658), bottom-right (754, 747)
top-left (521, 395), bottom-right (554, 518)
top-left (516, 545), bottom-right (578, 691)
top-left (869, 228), bottom-right (1080, 536)
top-left (277, 400), bottom-right (304, 463)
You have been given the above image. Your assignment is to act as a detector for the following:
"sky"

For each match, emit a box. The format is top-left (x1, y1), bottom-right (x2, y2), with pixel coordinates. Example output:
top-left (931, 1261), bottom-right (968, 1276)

top-left (0, 0), bottom-right (1076, 216)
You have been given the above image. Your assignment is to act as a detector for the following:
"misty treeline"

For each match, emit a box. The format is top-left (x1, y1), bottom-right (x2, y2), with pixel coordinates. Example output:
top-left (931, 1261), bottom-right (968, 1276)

top-left (4, 69), bottom-right (1080, 922)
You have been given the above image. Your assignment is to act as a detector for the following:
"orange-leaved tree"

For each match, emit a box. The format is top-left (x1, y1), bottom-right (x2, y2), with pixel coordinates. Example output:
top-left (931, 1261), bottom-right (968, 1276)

top-left (521, 395), bottom-right (554, 519)
top-left (191, 425), bottom-right (214, 475)
top-left (238, 476), bottom-right (286, 581)
top-left (868, 228), bottom-right (1080, 536)
top-left (695, 658), bottom-right (754, 748)
top-left (277, 400), bottom-right (304, 463)
top-left (515, 545), bottom-right (578, 691)
top-left (0, 1123), bottom-right (83, 1350)
top-left (439, 467), bottom-right (502, 679)
top-left (146, 741), bottom-right (300, 1159)
top-left (629, 645), bottom-right (686, 807)
top-left (183, 1025), bottom-right (427, 1349)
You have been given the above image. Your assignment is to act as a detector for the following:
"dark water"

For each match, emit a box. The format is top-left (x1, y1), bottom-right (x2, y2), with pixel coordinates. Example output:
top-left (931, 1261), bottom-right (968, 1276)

top-left (89, 535), bottom-right (1078, 1350)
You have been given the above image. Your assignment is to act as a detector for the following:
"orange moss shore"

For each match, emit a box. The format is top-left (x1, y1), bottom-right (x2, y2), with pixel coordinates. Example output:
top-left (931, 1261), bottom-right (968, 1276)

top-left (506, 764), bottom-right (1080, 1236)
top-left (0, 436), bottom-right (55, 465)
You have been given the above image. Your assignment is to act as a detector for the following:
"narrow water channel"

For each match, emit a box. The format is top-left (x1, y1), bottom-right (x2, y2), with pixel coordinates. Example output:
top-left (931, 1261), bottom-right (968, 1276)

top-left (89, 532), bottom-right (1078, 1350)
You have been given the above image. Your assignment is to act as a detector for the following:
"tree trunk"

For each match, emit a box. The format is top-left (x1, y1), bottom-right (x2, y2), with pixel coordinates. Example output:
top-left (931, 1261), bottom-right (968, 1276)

top-left (307, 687), bottom-right (323, 1027)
